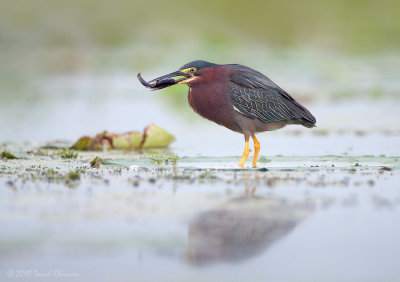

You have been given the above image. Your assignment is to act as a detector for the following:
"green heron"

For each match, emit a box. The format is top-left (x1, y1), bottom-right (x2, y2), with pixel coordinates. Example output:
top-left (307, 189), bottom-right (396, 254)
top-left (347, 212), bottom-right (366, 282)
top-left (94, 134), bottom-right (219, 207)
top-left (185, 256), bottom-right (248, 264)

top-left (138, 60), bottom-right (316, 168)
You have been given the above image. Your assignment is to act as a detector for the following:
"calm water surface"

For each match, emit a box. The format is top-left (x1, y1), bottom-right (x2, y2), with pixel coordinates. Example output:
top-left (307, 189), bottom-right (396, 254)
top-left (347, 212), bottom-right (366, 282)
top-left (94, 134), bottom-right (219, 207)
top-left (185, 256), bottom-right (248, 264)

top-left (1, 71), bottom-right (400, 282)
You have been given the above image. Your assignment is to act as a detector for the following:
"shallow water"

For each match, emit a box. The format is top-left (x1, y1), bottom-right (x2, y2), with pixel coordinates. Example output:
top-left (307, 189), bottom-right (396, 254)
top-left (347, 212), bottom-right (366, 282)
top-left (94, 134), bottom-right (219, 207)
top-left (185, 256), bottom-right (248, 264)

top-left (1, 55), bottom-right (400, 281)
top-left (1, 149), bottom-right (400, 281)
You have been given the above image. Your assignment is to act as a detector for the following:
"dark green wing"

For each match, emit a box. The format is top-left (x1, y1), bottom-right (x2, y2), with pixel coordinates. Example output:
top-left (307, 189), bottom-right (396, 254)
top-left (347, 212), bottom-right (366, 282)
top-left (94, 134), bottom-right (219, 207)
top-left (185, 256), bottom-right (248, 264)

top-left (228, 64), bottom-right (316, 126)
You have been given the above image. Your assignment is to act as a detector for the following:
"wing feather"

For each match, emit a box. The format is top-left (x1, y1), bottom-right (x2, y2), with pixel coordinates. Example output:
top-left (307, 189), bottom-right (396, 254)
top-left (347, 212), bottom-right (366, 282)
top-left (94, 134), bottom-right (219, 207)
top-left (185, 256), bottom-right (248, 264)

top-left (228, 65), bottom-right (316, 126)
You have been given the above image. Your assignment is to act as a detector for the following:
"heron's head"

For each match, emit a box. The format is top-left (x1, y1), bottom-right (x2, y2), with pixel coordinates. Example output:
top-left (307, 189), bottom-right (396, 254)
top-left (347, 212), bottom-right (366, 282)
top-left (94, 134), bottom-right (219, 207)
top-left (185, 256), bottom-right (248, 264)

top-left (138, 60), bottom-right (219, 90)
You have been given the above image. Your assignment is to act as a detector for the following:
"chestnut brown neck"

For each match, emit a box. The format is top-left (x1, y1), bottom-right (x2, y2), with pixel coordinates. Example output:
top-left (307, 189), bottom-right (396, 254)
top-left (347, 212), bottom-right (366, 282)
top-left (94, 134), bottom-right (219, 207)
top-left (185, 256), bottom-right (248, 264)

top-left (187, 66), bottom-right (239, 132)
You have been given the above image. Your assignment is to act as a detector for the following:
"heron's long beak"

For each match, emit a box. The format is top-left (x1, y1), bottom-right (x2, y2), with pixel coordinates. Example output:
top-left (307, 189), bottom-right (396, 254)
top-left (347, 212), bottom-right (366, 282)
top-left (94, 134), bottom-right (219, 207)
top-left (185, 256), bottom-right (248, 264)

top-left (137, 69), bottom-right (195, 90)
top-left (148, 70), bottom-right (186, 83)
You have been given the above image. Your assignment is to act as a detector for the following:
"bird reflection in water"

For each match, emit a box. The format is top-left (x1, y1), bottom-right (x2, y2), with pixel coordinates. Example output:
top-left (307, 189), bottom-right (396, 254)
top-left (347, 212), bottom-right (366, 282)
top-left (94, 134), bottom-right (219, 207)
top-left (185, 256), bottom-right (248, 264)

top-left (186, 184), bottom-right (314, 265)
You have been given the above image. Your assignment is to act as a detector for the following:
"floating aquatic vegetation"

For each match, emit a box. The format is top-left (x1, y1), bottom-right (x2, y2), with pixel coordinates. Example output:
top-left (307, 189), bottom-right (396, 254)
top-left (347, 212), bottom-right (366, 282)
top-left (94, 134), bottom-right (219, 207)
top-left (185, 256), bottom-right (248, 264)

top-left (112, 132), bottom-right (142, 149)
top-left (67, 170), bottom-right (80, 181)
top-left (71, 136), bottom-right (91, 151)
top-left (257, 156), bottom-right (271, 163)
top-left (71, 124), bottom-right (175, 151)
top-left (90, 156), bottom-right (103, 168)
top-left (142, 124), bottom-right (176, 148)
top-left (1, 151), bottom-right (18, 159)
top-left (60, 149), bottom-right (78, 159)
top-left (149, 153), bottom-right (179, 165)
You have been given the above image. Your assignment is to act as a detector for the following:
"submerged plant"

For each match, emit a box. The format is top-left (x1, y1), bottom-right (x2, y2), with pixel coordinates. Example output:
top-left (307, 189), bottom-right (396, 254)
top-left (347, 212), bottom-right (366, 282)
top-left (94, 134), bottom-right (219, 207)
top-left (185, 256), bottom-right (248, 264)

top-left (67, 170), bottom-right (80, 181)
top-left (258, 156), bottom-right (271, 163)
top-left (149, 153), bottom-right (179, 165)
top-left (61, 149), bottom-right (78, 159)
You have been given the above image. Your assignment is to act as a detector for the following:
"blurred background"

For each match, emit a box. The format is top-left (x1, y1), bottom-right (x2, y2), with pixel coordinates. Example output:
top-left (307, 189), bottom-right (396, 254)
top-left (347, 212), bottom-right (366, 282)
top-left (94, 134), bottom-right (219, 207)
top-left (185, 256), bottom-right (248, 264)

top-left (1, 0), bottom-right (399, 151)
top-left (2, 2), bottom-right (400, 280)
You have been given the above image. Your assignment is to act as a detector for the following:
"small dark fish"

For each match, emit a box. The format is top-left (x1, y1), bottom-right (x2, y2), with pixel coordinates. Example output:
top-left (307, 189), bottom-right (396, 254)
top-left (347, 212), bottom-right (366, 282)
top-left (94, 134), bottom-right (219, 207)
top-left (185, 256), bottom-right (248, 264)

top-left (137, 73), bottom-right (152, 87)
top-left (137, 73), bottom-right (177, 90)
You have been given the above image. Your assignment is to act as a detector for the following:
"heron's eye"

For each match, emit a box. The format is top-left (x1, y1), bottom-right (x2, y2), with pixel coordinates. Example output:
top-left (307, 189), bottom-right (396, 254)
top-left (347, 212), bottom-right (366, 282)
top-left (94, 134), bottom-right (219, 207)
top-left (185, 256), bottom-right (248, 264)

top-left (189, 67), bottom-right (196, 74)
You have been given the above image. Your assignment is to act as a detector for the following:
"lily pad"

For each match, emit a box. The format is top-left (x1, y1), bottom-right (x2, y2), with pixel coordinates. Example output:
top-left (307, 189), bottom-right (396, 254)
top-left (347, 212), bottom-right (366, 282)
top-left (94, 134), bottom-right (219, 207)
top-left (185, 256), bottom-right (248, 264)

top-left (70, 124), bottom-right (174, 151)
top-left (71, 136), bottom-right (92, 150)
top-left (141, 124), bottom-right (176, 148)
top-left (112, 131), bottom-right (142, 149)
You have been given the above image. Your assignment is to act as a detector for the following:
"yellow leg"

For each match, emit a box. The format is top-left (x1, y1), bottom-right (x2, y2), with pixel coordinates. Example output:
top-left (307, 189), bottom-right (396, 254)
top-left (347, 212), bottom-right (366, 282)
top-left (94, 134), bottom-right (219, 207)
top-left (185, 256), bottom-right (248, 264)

top-left (251, 135), bottom-right (260, 168)
top-left (238, 134), bottom-right (250, 168)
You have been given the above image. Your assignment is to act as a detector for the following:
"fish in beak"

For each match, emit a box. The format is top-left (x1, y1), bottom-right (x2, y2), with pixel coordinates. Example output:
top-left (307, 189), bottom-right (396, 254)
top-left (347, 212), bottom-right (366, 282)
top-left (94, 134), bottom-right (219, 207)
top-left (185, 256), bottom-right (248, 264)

top-left (137, 68), bottom-right (197, 90)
